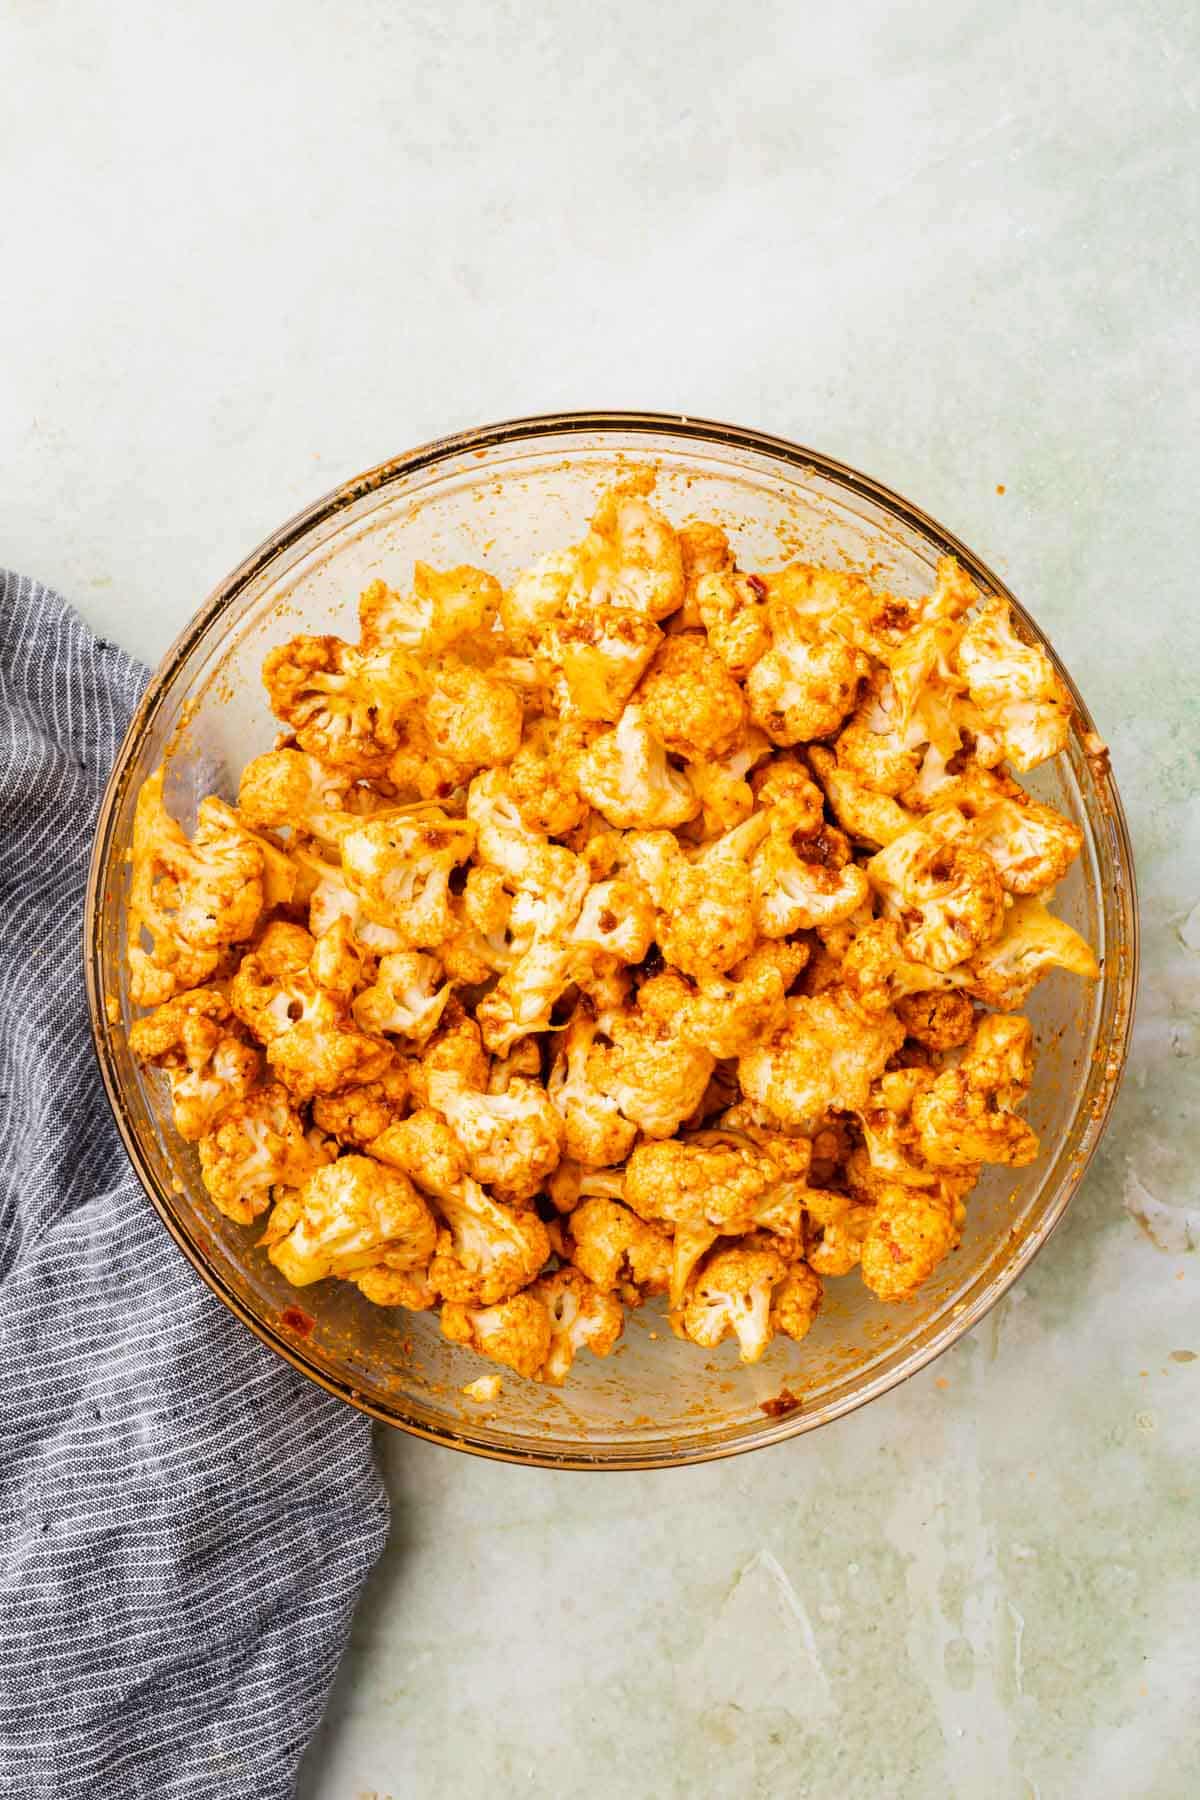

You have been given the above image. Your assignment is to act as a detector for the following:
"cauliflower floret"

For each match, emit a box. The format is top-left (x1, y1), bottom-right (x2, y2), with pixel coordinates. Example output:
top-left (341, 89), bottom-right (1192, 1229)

top-left (441, 1293), bottom-right (553, 1380)
top-left (128, 770), bottom-right (269, 1005)
top-left (466, 768), bottom-right (550, 879)
top-left (623, 819), bottom-right (767, 977)
top-left (918, 764), bottom-right (1083, 895)
top-left (429, 1177), bottom-right (550, 1306)
top-left (912, 1013), bottom-right (1039, 1169)
top-left (804, 1187), bottom-right (874, 1278)
top-left (499, 548), bottom-right (581, 651)
top-left (677, 1239), bottom-right (791, 1364)
top-left (311, 1058), bottom-right (411, 1146)
top-left (867, 824), bottom-right (1006, 972)
top-left (587, 978), bottom-right (715, 1139)
top-left (423, 658), bottom-right (523, 783)
top-left (956, 598), bottom-right (1072, 772)
top-left (696, 570), bottom-right (771, 675)
top-left (676, 520), bottom-right (735, 627)
top-left (744, 575), bottom-right (868, 746)
top-left (352, 951), bottom-right (450, 1046)
top-left (262, 1154), bottom-right (436, 1288)
top-left (474, 845), bottom-right (591, 1054)
top-left (637, 632), bottom-right (747, 761)
top-left (681, 940), bottom-right (810, 1060)
top-left (838, 918), bottom-right (960, 1016)
top-left (752, 812), bottom-right (869, 937)
top-left (237, 748), bottom-right (385, 851)
top-left (506, 715), bottom-right (593, 836)
top-left (295, 847), bottom-right (410, 956)
top-left (576, 704), bottom-right (699, 831)
top-left (197, 1083), bottom-right (329, 1225)
top-left (339, 807), bottom-right (475, 946)
top-left (547, 1007), bottom-right (639, 1168)
top-left (529, 1266), bottom-right (624, 1385)
top-left (371, 1105), bottom-right (467, 1197)
top-left (623, 1136), bottom-right (787, 1236)
top-left (426, 1068), bottom-right (563, 1203)
top-left (537, 603), bottom-right (663, 722)
top-left (407, 1005), bottom-right (491, 1101)
top-left (575, 475), bottom-right (685, 620)
top-left (807, 744), bottom-right (915, 849)
top-left (747, 635), bottom-right (866, 747)
top-left (686, 724), bottom-right (774, 835)
top-left (895, 988), bottom-right (976, 1050)
top-left (352, 1261), bottom-right (436, 1309)
top-left (960, 893), bottom-right (1099, 1009)
top-left (859, 1182), bottom-right (963, 1300)
top-left (772, 1260), bottom-right (823, 1345)
top-left (834, 669), bottom-right (936, 796)
top-left (568, 877), bottom-right (658, 965)
top-left (738, 986), bottom-right (905, 1132)
top-left (229, 919), bottom-right (393, 1102)
top-left (128, 986), bottom-right (262, 1141)
top-left (564, 1196), bottom-right (672, 1303)
top-left (358, 562), bottom-right (500, 654)
top-left (261, 634), bottom-right (424, 777)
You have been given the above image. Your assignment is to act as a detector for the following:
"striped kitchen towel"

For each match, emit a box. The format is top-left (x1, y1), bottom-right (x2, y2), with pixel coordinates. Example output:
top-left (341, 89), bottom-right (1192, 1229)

top-left (0, 574), bottom-right (389, 1800)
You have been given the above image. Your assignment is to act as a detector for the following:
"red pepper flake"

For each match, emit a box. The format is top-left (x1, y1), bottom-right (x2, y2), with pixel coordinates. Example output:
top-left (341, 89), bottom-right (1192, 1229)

top-left (280, 1306), bottom-right (315, 1337)
top-left (759, 1387), bottom-right (803, 1419)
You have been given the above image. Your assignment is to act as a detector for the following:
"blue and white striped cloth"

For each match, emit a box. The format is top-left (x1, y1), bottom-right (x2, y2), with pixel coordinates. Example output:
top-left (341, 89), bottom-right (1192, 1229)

top-left (0, 575), bottom-right (389, 1799)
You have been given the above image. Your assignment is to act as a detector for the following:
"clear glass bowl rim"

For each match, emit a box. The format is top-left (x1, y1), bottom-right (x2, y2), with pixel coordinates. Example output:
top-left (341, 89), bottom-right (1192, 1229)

top-left (84, 409), bottom-right (1139, 1470)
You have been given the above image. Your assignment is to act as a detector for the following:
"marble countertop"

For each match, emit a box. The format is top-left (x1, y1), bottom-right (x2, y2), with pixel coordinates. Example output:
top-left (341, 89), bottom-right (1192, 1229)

top-left (5, 2), bottom-right (1196, 1794)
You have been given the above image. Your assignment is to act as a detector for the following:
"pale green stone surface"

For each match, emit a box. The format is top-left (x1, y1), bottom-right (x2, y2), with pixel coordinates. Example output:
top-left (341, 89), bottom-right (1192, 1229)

top-left (4, 1), bottom-right (1197, 1794)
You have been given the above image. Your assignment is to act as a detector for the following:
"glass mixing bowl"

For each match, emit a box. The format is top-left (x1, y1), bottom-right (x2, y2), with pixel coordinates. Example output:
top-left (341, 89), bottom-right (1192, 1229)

top-left (84, 412), bottom-right (1137, 1469)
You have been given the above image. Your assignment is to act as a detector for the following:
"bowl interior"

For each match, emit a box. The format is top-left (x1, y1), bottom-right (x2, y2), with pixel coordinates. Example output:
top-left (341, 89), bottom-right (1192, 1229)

top-left (87, 417), bottom-right (1136, 1467)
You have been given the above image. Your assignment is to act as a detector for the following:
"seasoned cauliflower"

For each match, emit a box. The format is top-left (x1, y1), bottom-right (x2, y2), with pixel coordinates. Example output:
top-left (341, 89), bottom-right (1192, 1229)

top-left (680, 940), bottom-right (810, 1060)
top-left (677, 1239), bottom-right (790, 1364)
top-left (530, 1267), bottom-right (624, 1385)
top-left (441, 1293), bottom-right (553, 1380)
top-left (576, 704), bottom-right (699, 831)
top-left (197, 1083), bottom-right (329, 1225)
top-left (359, 562), bottom-right (500, 654)
top-left (537, 603), bottom-right (663, 722)
top-left (637, 632), bottom-right (747, 761)
top-left (696, 570), bottom-right (772, 675)
top-left (352, 951), bottom-right (450, 1046)
top-left (238, 747), bottom-right (385, 849)
top-left (623, 823), bottom-right (762, 977)
top-left (859, 1182), bottom-right (963, 1301)
top-left (261, 633), bottom-right (424, 777)
top-left (505, 715), bottom-right (593, 836)
top-left (128, 986), bottom-right (262, 1141)
top-left (867, 824), bottom-right (1006, 971)
top-left (956, 597), bottom-right (1072, 772)
top-left (746, 575), bottom-right (868, 745)
top-left (752, 813), bottom-right (869, 937)
top-left (262, 1154), bottom-right (436, 1287)
top-left (576, 475), bottom-right (684, 620)
top-left (565, 1195), bottom-right (672, 1304)
top-left (428, 1177), bottom-right (551, 1306)
top-left (311, 1059), bottom-right (411, 1146)
top-left (961, 893), bottom-right (1099, 1009)
top-left (738, 987), bottom-right (905, 1131)
top-left (547, 1006), bottom-right (640, 1169)
top-left (587, 978), bottom-right (715, 1139)
top-left (919, 764), bottom-right (1083, 895)
top-left (127, 475), bottom-right (1106, 1380)
top-left (339, 807), bottom-right (475, 946)
top-left (913, 1013), bottom-right (1039, 1169)
top-left (425, 1067), bottom-right (563, 1203)
top-left (128, 771), bottom-right (270, 1005)
top-left (808, 743), bottom-right (915, 848)
top-left (676, 520), bottom-right (735, 627)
